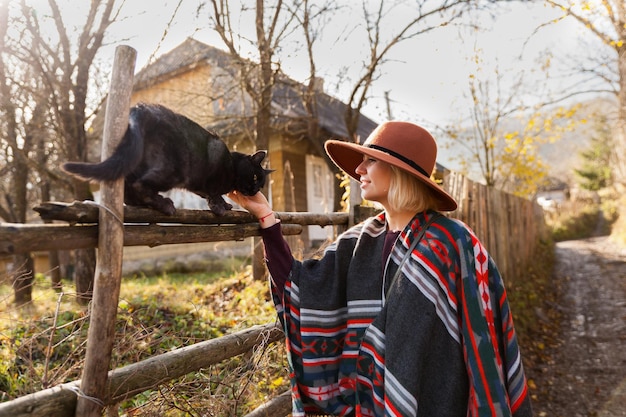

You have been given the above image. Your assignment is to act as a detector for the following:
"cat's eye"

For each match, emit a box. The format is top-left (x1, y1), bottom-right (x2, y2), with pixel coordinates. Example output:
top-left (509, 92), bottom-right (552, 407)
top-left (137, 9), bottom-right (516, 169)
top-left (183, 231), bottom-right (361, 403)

top-left (253, 174), bottom-right (258, 182)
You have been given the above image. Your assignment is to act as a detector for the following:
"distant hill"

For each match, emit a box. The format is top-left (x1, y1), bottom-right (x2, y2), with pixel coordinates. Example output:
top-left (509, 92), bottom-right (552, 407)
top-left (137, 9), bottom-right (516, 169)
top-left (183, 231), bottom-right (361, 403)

top-left (437, 96), bottom-right (618, 188)
top-left (538, 96), bottom-right (617, 185)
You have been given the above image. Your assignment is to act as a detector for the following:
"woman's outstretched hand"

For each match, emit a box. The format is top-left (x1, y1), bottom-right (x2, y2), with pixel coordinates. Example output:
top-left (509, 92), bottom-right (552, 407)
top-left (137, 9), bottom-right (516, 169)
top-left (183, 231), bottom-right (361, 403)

top-left (227, 191), bottom-right (277, 228)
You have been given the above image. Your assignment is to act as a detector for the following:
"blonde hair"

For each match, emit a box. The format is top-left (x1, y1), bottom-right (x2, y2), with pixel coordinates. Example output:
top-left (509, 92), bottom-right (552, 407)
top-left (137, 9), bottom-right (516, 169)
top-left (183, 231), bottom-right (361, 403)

top-left (387, 166), bottom-right (440, 213)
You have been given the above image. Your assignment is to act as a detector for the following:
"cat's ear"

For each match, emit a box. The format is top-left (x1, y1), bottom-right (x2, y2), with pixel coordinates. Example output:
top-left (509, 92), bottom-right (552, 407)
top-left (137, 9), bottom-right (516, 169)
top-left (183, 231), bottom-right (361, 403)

top-left (251, 150), bottom-right (267, 164)
top-left (264, 168), bottom-right (275, 175)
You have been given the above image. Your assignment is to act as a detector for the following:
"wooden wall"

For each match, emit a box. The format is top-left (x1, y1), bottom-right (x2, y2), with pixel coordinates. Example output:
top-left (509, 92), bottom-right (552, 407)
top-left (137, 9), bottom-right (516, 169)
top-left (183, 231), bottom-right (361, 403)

top-left (131, 65), bottom-right (217, 125)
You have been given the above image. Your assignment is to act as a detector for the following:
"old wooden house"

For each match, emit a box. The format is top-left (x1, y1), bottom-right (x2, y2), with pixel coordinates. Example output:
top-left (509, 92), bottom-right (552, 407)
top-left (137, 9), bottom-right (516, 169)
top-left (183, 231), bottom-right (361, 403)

top-left (127, 38), bottom-right (378, 245)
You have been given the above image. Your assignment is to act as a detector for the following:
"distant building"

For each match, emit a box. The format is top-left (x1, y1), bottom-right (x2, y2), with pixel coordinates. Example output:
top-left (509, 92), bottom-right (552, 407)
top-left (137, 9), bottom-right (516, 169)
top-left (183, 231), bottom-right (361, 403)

top-left (536, 177), bottom-right (569, 210)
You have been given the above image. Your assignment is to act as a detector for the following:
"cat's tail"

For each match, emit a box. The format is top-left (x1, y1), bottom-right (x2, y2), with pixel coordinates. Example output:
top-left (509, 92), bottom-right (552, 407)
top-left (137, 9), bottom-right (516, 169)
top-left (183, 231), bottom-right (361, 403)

top-left (63, 115), bottom-right (144, 181)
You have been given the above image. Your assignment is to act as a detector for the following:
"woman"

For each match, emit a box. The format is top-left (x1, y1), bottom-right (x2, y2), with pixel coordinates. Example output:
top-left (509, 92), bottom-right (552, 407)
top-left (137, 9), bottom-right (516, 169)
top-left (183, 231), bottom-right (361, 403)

top-left (229, 121), bottom-right (533, 417)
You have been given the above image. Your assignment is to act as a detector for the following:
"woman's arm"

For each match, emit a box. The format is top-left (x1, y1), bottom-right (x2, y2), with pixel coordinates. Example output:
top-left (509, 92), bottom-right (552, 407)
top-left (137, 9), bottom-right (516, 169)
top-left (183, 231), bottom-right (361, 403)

top-left (259, 222), bottom-right (293, 295)
top-left (228, 191), bottom-right (292, 295)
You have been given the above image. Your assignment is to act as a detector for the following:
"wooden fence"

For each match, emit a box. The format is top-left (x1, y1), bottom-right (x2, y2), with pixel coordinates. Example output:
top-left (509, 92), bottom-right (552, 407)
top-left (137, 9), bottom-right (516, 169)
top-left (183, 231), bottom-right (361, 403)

top-left (0, 44), bottom-right (548, 416)
top-left (444, 170), bottom-right (549, 287)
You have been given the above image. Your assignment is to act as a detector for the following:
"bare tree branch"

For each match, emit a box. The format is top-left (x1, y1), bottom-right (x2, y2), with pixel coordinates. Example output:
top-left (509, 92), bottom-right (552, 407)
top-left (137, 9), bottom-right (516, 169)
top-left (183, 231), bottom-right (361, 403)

top-left (343, 0), bottom-right (473, 141)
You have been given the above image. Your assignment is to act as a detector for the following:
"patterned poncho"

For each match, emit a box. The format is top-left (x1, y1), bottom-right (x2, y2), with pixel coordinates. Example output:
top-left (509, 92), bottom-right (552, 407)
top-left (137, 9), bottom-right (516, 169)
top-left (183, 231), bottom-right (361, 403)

top-left (269, 210), bottom-right (533, 417)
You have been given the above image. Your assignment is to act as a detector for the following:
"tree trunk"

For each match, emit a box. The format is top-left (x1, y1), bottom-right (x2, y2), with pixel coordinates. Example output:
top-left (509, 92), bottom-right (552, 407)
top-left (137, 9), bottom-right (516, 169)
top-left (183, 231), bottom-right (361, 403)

top-left (75, 248), bottom-right (96, 304)
top-left (48, 250), bottom-right (62, 291)
top-left (11, 254), bottom-right (34, 305)
top-left (251, 0), bottom-right (275, 281)
top-left (73, 180), bottom-right (96, 304)
top-left (40, 180), bottom-right (62, 291)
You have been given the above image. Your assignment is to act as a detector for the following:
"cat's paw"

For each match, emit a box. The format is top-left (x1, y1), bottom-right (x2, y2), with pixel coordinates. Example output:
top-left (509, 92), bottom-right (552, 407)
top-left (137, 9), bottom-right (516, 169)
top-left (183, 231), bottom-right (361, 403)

top-left (210, 206), bottom-right (225, 216)
top-left (153, 197), bottom-right (176, 215)
top-left (161, 204), bottom-right (176, 216)
top-left (209, 201), bottom-right (231, 216)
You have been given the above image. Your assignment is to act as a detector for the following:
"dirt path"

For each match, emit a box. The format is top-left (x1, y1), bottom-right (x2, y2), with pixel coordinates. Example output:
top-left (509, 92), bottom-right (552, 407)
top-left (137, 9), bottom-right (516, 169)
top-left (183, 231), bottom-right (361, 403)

top-left (531, 236), bottom-right (626, 417)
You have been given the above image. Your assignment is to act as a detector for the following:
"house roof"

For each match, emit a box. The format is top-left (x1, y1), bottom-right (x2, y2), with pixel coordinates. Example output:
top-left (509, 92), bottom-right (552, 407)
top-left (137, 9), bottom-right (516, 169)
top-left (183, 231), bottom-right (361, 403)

top-left (134, 38), bottom-right (234, 91)
top-left (133, 38), bottom-right (378, 143)
top-left (538, 176), bottom-right (569, 192)
top-left (133, 38), bottom-right (448, 174)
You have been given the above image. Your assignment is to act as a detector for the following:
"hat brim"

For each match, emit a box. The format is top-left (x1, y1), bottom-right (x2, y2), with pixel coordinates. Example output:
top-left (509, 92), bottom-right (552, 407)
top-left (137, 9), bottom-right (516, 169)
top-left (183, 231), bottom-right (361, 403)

top-left (325, 140), bottom-right (458, 212)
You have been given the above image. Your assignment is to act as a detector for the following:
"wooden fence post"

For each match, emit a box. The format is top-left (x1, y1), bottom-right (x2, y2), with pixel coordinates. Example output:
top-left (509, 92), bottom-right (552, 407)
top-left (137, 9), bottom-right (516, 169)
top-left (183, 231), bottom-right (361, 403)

top-left (75, 45), bottom-right (136, 417)
top-left (348, 178), bottom-right (361, 227)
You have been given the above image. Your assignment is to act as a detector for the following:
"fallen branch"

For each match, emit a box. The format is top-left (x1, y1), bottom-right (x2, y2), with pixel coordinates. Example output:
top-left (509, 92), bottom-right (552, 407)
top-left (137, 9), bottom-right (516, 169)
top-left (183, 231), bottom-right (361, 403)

top-left (0, 323), bottom-right (284, 417)
top-left (243, 390), bottom-right (292, 417)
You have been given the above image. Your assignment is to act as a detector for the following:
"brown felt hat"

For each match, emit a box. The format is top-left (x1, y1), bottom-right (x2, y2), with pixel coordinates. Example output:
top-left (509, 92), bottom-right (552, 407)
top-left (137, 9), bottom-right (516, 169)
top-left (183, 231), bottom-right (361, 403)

top-left (325, 121), bottom-right (458, 211)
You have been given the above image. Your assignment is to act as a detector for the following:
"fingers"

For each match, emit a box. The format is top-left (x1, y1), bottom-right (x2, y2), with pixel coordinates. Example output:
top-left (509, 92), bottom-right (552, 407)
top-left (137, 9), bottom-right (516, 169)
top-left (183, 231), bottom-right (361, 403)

top-left (227, 191), bottom-right (271, 218)
top-left (227, 191), bottom-right (243, 205)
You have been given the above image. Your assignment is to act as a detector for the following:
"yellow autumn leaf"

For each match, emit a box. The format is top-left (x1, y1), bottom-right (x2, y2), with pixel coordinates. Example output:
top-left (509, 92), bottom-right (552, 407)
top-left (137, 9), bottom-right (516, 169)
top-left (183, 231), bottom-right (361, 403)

top-left (271, 377), bottom-right (284, 387)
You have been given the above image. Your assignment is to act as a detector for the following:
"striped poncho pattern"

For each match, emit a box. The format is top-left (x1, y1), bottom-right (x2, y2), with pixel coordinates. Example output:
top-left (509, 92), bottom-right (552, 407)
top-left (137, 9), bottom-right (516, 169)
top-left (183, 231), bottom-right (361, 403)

top-left (270, 210), bottom-right (533, 416)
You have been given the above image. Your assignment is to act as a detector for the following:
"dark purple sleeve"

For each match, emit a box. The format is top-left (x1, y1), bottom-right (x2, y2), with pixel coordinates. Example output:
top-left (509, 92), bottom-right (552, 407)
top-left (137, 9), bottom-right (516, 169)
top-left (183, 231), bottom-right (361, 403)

top-left (260, 222), bottom-right (293, 297)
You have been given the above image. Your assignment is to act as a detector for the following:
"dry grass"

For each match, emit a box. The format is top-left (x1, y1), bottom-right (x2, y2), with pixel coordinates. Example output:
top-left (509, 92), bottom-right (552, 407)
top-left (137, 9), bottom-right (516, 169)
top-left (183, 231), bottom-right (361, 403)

top-left (608, 194), bottom-right (626, 245)
top-left (0, 267), bottom-right (289, 416)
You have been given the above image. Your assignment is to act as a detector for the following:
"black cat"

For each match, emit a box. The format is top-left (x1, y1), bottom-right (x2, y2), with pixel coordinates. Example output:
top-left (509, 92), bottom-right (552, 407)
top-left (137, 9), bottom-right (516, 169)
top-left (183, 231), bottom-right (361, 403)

top-left (63, 103), bottom-right (271, 216)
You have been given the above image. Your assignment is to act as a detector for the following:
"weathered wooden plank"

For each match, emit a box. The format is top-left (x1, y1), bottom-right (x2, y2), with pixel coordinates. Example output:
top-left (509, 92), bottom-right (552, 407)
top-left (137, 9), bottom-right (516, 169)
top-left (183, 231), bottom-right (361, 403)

top-left (76, 45), bottom-right (136, 417)
top-left (0, 224), bottom-right (99, 254)
top-left (0, 223), bottom-right (303, 255)
top-left (33, 201), bottom-right (350, 226)
top-left (0, 324), bottom-right (284, 417)
top-left (277, 211), bottom-right (351, 226)
top-left (34, 201), bottom-right (257, 224)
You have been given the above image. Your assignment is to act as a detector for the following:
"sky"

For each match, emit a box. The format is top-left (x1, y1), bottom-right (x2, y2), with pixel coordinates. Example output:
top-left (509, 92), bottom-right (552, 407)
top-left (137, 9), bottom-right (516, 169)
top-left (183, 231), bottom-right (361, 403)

top-left (100, 1), bottom-right (586, 128)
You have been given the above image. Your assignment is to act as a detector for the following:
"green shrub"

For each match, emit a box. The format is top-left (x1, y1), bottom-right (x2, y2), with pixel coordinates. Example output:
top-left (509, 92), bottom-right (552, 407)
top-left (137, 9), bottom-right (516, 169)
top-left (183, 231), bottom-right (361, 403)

top-left (547, 200), bottom-right (609, 241)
